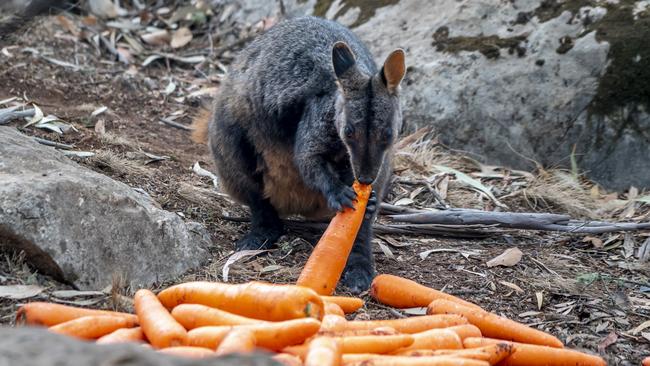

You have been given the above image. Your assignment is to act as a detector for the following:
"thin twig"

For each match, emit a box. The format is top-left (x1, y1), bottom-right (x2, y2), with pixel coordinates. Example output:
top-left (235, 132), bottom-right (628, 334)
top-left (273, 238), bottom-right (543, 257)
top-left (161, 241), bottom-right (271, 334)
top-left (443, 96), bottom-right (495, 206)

top-left (34, 137), bottom-right (73, 149)
top-left (159, 118), bottom-right (192, 131)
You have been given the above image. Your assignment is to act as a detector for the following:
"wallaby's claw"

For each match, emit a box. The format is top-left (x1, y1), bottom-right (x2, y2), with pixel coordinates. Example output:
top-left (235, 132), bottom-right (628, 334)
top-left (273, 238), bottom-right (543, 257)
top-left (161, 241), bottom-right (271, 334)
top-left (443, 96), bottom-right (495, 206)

top-left (326, 185), bottom-right (357, 212)
top-left (364, 190), bottom-right (377, 219)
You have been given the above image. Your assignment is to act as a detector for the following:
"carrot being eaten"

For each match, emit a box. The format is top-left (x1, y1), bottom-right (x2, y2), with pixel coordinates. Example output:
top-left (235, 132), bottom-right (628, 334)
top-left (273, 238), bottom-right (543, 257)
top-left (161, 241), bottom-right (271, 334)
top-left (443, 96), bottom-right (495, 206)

top-left (157, 281), bottom-right (323, 321)
top-left (305, 336), bottom-right (341, 366)
top-left (16, 302), bottom-right (138, 327)
top-left (463, 337), bottom-right (606, 366)
top-left (135, 289), bottom-right (187, 348)
top-left (370, 274), bottom-right (483, 310)
top-left (215, 329), bottom-right (256, 355)
top-left (297, 181), bottom-right (372, 295)
top-left (171, 303), bottom-right (264, 329)
top-left (96, 326), bottom-right (145, 344)
top-left (48, 315), bottom-right (135, 340)
top-left (321, 296), bottom-right (364, 313)
top-left (428, 299), bottom-right (563, 348)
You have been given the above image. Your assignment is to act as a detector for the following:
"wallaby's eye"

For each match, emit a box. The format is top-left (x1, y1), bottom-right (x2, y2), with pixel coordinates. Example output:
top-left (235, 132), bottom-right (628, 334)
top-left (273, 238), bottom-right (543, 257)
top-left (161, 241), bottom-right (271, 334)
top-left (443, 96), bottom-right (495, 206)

top-left (345, 125), bottom-right (355, 139)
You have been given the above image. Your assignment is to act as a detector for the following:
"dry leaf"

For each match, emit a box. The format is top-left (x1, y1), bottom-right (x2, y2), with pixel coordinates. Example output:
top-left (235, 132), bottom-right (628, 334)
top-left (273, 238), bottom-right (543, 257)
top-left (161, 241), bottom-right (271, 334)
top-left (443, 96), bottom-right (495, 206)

top-left (402, 307), bottom-right (427, 315)
top-left (629, 320), bottom-right (650, 335)
top-left (377, 241), bottom-right (394, 259)
top-left (192, 162), bottom-right (219, 188)
top-left (597, 332), bottom-right (617, 353)
top-left (535, 291), bottom-right (544, 310)
top-left (0, 285), bottom-right (44, 300)
top-left (141, 30), bottom-right (171, 46)
top-left (94, 119), bottom-right (106, 135)
top-left (583, 236), bottom-right (603, 249)
top-left (222, 250), bottom-right (268, 282)
top-left (623, 233), bottom-right (635, 258)
top-left (394, 197), bottom-right (414, 206)
top-left (637, 238), bottom-right (650, 262)
top-left (486, 247), bottom-right (523, 267)
top-left (51, 290), bottom-right (104, 298)
top-left (420, 248), bottom-right (483, 260)
top-left (171, 27), bottom-right (193, 49)
top-left (519, 311), bottom-right (541, 318)
top-left (260, 265), bottom-right (283, 274)
top-left (499, 281), bottom-right (524, 293)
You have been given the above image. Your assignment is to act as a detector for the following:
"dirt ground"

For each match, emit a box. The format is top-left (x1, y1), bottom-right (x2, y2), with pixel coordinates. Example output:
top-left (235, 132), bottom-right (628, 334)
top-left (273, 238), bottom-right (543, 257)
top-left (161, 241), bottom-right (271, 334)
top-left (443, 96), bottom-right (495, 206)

top-left (1, 11), bottom-right (649, 365)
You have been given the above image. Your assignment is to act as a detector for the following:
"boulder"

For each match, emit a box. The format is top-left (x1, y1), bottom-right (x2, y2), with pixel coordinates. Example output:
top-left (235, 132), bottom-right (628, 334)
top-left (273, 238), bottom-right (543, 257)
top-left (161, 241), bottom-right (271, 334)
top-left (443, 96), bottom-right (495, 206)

top-left (215, 0), bottom-right (650, 190)
top-left (0, 127), bottom-right (211, 290)
top-left (0, 327), bottom-right (280, 366)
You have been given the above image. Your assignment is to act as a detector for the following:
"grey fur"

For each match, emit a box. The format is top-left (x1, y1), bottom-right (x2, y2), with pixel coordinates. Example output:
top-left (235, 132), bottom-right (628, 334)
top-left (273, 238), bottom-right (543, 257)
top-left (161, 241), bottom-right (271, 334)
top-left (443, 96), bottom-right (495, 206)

top-left (208, 16), bottom-right (404, 293)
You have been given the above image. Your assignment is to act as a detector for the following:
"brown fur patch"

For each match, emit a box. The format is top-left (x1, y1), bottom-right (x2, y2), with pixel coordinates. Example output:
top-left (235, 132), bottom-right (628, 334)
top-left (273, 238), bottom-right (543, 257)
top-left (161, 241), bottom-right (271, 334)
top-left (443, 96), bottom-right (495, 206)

top-left (260, 148), bottom-right (331, 219)
top-left (190, 107), bottom-right (211, 144)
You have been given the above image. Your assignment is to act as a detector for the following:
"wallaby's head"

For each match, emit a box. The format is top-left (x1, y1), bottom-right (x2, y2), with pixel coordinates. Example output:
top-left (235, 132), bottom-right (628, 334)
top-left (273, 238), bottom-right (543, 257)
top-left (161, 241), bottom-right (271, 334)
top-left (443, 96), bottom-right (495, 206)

top-left (332, 41), bottom-right (405, 185)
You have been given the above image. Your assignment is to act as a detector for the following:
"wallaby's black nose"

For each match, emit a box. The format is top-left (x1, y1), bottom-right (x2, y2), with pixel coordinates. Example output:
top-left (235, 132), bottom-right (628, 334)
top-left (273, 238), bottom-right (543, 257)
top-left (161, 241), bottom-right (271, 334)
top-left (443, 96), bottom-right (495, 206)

top-left (358, 176), bottom-right (374, 185)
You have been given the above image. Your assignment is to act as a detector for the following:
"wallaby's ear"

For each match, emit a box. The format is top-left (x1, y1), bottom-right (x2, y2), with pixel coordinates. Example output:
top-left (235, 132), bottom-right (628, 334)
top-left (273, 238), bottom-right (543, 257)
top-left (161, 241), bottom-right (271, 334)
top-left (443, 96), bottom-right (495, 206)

top-left (332, 41), bottom-right (356, 79)
top-left (380, 49), bottom-right (406, 92)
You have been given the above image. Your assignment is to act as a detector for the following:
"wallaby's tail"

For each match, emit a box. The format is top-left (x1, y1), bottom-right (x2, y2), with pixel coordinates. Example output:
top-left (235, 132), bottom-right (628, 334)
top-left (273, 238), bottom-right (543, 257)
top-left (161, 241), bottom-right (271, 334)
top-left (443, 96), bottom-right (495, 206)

top-left (191, 107), bottom-right (211, 144)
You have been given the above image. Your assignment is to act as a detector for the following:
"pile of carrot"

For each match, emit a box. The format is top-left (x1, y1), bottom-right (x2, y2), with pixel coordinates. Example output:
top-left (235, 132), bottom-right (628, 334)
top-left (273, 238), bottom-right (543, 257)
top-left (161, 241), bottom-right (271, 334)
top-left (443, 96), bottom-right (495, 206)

top-left (12, 182), bottom-right (621, 364)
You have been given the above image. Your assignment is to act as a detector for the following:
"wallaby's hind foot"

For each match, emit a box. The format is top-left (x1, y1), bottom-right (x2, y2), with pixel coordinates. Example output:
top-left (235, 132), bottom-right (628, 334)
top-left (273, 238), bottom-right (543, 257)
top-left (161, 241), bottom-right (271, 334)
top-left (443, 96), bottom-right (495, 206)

top-left (236, 199), bottom-right (284, 251)
top-left (341, 253), bottom-right (376, 295)
top-left (236, 224), bottom-right (284, 250)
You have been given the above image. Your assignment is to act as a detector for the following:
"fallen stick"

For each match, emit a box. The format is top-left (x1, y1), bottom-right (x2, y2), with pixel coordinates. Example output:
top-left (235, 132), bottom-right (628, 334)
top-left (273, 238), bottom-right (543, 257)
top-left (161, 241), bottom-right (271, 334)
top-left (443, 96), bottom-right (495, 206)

top-left (0, 107), bottom-right (35, 125)
top-left (389, 209), bottom-right (650, 234)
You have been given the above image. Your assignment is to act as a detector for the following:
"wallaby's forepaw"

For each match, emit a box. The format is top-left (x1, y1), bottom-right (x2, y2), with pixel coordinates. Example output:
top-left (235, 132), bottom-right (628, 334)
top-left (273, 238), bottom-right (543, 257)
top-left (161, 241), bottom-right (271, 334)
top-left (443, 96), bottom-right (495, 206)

top-left (235, 227), bottom-right (282, 251)
top-left (326, 184), bottom-right (357, 212)
top-left (364, 190), bottom-right (378, 220)
top-left (341, 258), bottom-right (375, 295)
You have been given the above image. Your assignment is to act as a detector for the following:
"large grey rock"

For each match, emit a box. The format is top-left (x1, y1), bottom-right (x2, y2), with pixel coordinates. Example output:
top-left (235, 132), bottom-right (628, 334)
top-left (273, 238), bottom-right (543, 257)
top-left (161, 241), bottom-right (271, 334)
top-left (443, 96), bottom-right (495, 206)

top-left (0, 127), bottom-right (211, 290)
top-left (216, 0), bottom-right (650, 190)
top-left (0, 327), bottom-right (280, 366)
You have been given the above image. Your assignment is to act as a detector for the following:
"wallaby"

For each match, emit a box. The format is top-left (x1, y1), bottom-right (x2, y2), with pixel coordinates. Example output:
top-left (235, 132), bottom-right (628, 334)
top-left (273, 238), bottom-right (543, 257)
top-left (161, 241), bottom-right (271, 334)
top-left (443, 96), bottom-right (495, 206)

top-left (193, 16), bottom-right (405, 293)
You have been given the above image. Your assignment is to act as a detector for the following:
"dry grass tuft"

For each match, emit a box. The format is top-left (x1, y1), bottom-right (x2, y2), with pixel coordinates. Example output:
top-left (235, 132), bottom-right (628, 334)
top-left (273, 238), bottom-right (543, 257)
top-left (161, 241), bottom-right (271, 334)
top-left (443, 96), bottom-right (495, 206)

top-left (89, 150), bottom-right (150, 177)
top-left (98, 132), bottom-right (134, 148)
top-left (523, 169), bottom-right (599, 219)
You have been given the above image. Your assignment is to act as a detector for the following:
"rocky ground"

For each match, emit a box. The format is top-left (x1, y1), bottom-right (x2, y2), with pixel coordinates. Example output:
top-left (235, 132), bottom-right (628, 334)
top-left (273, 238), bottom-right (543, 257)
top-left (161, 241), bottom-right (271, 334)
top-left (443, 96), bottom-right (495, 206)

top-left (0, 2), bottom-right (649, 365)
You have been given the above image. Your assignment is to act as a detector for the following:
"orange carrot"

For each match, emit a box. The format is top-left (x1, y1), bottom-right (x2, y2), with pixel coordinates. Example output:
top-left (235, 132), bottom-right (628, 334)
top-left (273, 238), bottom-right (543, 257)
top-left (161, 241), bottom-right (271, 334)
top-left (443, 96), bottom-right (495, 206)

top-left (446, 324), bottom-right (482, 340)
top-left (342, 354), bottom-right (490, 366)
top-left (187, 318), bottom-right (321, 350)
top-left (428, 300), bottom-right (563, 348)
top-left (326, 314), bottom-right (467, 333)
top-left (324, 302), bottom-right (345, 316)
top-left (320, 314), bottom-right (348, 332)
top-left (158, 281), bottom-right (323, 321)
top-left (96, 327), bottom-right (145, 344)
top-left (285, 334), bottom-right (415, 359)
top-left (297, 182), bottom-right (372, 295)
top-left (273, 353), bottom-right (304, 366)
top-left (135, 289), bottom-right (187, 348)
top-left (396, 343), bottom-right (514, 364)
top-left (391, 328), bottom-right (461, 352)
top-left (48, 315), bottom-right (135, 340)
top-left (463, 337), bottom-right (606, 366)
top-left (370, 274), bottom-right (482, 310)
top-left (318, 326), bottom-right (398, 337)
top-left (643, 357), bottom-right (650, 366)
top-left (215, 329), bottom-right (256, 355)
top-left (158, 346), bottom-right (216, 358)
top-left (305, 336), bottom-right (341, 366)
top-left (171, 303), bottom-right (265, 329)
top-left (16, 302), bottom-right (138, 327)
top-left (321, 296), bottom-right (364, 313)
